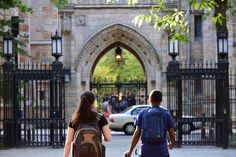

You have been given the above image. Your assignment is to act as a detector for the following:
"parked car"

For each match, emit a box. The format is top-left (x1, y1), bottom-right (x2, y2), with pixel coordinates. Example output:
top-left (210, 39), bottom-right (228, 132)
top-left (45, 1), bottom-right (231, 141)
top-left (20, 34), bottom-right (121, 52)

top-left (177, 115), bottom-right (202, 134)
top-left (109, 105), bottom-right (149, 135)
top-left (109, 105), bottom-right (202, 135)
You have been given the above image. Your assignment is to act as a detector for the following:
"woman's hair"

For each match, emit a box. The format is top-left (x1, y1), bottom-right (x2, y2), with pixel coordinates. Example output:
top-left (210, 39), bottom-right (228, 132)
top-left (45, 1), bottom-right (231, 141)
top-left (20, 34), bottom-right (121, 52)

top-left (149, 89), bottom-right (162, 105)
top-left (71, 91), bottom-right (97, 127)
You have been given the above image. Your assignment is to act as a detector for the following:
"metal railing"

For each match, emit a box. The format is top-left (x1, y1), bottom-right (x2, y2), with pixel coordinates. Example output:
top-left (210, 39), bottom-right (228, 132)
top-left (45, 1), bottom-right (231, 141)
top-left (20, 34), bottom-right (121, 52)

top-left (0, 62), bottom-right (66, 147)
top-left (167, 62), bottom-right (231, 148)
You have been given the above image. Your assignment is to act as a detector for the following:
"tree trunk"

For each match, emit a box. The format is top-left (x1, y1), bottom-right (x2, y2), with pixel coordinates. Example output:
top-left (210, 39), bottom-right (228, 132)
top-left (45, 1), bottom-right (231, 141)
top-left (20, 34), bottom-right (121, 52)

top-left (214, 0), bottom-right (228, 36)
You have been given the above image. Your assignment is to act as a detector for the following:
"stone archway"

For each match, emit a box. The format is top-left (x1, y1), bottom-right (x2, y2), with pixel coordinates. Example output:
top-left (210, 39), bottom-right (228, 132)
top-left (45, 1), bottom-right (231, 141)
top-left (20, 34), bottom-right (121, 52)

top-left (75, 23), bottom-right (162, 96)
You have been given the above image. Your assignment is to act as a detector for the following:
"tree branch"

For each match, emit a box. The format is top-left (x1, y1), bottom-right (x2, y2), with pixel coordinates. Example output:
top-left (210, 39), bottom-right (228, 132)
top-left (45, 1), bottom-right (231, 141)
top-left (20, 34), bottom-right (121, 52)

top-left (214, 0), bottom-right (228, 36)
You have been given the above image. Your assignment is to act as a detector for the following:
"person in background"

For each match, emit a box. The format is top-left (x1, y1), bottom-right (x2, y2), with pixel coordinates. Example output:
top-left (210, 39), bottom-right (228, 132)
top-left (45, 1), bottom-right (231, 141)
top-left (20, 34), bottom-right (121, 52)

top-left (109, 93), bottom-right (119, 113)
top-left (127, 92), bottom-right (136, 107)
top-left (102, 95), bottom-right (110, 118)
top-left (119, 95), bottom-right (128, 112)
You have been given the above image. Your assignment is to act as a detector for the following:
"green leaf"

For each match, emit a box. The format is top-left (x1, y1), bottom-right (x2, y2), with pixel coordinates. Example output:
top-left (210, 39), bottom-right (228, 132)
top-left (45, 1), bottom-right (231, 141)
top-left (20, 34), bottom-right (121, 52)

top-left (128, 0), bottom-right (138, 5)
top-left (193, 2), bottom-right (200, 9)
top-left (132, 15), bottom-right (144, 28)
top-left (175, 15), bottom-right (179, 22)
top-left (106, 0), bottom-right (113, 3)
top-left (147, 15), bottom-right (152, 23)
top-left (52, 0), bottom-right (68, 9)
top-left (154, 22), bottom-right (158, 29)
top-left (212, 13), bottom-right (225, 25)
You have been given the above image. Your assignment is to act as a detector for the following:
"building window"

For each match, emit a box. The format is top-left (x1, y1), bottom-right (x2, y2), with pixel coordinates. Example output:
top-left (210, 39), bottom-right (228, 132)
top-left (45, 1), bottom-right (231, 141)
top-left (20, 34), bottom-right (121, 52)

top-left (194, 15), bottom-right (202, 40)
top-left (11, 16), bottom-right (19, 37)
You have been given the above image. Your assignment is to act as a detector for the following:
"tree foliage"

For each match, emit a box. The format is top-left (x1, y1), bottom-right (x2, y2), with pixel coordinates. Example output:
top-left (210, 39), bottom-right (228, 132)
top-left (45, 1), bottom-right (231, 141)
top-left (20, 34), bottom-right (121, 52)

top-left (52, 0), bottom-right (68, 9)
top-left (0, 0), bottom-right (32, 12)
top-left (93, 48), bottom-right (145, 82)
top-left (0, 0), bottom-right (68, 36)
top-left (0, 0), bottom-right (31, 38)
top-left (0, 0), bottom-right (68, 59)
top-left (107, 0), bottom-right (232, 42)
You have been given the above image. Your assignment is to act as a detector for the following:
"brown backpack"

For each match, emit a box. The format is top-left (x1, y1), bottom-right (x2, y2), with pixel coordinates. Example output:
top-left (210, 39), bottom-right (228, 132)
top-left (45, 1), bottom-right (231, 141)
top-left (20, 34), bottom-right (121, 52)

top-left (72, 114), bottom-right (103, 157)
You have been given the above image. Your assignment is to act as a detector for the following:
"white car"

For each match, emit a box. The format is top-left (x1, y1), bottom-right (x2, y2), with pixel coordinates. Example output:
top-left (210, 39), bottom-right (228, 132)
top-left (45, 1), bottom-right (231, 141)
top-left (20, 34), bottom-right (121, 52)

top-left (109, 105), bottom-right (149, 135)
top-left (109, 105), bottom-right (202, 135)
top-left (179, 115), bottom-right (202, 134)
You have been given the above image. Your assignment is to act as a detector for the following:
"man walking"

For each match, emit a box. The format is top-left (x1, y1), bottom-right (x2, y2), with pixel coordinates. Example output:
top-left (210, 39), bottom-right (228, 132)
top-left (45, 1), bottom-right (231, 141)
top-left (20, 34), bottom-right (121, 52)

top-left (125, 89), bottom-right (175, 157)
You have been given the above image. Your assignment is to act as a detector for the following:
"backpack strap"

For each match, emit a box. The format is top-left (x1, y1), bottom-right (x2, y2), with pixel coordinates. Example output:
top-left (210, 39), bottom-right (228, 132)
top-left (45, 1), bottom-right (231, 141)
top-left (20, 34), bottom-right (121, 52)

top-left (95, 112), bottom-right (102, 122)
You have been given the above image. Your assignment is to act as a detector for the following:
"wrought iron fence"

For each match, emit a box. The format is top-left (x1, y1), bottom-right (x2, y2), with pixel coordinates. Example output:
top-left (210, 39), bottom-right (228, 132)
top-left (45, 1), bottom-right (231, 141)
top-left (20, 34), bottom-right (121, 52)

top-left (167, 62), bottom-right (230, 148)
top-left (0, 66), bottom-right (3, 147)
top-left (229, 69), bottom-right (236, 147)
top-left (0, 62), bottom-right (66, 147)
top-left (90, 77), bottom-right (147, 113)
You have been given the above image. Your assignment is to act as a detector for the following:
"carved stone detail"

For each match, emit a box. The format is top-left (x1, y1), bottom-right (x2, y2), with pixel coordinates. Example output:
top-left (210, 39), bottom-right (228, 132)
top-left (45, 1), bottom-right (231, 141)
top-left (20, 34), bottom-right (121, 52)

top-left (60, 13), bottom-right (72, 32)
top-left (76, 15), bottom-right (86, 26)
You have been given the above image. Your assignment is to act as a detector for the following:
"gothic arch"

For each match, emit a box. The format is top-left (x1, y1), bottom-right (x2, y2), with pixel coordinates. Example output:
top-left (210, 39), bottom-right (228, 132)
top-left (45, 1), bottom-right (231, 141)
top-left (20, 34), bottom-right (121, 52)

top-left (75, 23), bottom-right (161, 87)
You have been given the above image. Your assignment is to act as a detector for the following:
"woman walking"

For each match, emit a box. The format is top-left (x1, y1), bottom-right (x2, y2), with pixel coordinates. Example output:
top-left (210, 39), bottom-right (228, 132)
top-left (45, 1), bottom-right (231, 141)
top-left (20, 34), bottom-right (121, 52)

top-left (63, 91), bottom-right (112, 157)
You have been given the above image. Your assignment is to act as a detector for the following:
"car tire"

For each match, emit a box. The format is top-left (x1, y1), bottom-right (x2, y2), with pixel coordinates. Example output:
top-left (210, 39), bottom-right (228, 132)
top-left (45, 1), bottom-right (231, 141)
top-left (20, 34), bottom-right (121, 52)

top-left (123, 123), bottom-right (135, 135)
top-left (182, 123), bottom-right (192, 134)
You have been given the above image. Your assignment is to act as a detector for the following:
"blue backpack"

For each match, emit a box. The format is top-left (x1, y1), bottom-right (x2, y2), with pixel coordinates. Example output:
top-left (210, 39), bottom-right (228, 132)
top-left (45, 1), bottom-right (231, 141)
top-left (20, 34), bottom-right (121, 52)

top-left (141, 107), bottom-right (166, 144)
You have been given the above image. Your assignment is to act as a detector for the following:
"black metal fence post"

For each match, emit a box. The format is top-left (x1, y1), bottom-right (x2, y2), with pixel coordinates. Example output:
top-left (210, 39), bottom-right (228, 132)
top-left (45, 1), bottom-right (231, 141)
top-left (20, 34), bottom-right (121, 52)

top-left (167, 60), bottom-right (181, 147)
top-left (50, 61), bottom-right (64, 147)
top-left (216, 69), bottom-right (222, 146)
top-left (2, 61), bottom-right (15, 147)
top-left (217, 61), bottom-right (229, 148)
top-left (177, 72), bottom-right (182, 147)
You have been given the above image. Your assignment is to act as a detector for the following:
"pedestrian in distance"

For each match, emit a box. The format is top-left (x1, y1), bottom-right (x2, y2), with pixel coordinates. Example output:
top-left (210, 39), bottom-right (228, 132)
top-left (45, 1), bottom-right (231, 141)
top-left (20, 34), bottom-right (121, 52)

top-left (119, 95), bottom-right (129, 112)
top-left (124, 89), bottom-right (175, 157)
top-left (63, 91), bottom-right (112, 157)
top-left (126, 92), bottom-right (136, 107)
top-left (102, 95), bottom-right (110, 118)
top-left (109, 94), bottom-right (119, 113)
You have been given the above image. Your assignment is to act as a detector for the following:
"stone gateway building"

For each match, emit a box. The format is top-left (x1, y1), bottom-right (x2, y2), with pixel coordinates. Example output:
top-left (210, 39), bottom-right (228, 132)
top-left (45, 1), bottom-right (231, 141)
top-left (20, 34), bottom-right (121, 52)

top-left (3, 0), bottom-right (236, 121)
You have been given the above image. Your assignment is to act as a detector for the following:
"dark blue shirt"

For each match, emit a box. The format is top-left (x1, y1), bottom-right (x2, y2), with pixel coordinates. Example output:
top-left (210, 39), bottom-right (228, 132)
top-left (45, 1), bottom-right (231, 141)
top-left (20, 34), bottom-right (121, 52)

top-left (135, 106), bottom-right (175, 157)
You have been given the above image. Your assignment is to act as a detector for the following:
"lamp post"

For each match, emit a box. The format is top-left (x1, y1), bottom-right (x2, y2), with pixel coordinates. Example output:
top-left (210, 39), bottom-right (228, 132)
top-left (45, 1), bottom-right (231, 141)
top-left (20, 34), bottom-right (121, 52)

top-left (217, 32), bottom-right (228, 61)
top-left (50, 31), bottom-right (63, 142)
top-left (115, 46), bottom-right (122, 64)
top-left (168, 35), bottom-right (179, 61)
top-left (216, 31), bottom-right (229, 149)
top-left (3, 35), bottom-right (14, 62)
top-left (2, 34), bottom-right (15, 146)
top-left (51, 31), bottom-right (62, 61)
top-left (167, 34), bottom-right (182, 147)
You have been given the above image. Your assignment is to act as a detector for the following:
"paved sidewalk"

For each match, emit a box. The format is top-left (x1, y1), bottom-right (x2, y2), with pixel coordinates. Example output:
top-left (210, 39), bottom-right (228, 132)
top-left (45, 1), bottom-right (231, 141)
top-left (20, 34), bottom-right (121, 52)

top-left (170, 146), bottom-right (236, 157)
top-left (1, 132), bottom-right (236, 157)
top-left (0, 146), bottom-right (236, 157)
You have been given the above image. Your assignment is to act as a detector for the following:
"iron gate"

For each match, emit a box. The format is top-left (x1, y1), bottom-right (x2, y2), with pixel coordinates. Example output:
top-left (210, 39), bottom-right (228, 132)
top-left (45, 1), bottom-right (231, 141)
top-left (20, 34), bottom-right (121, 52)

top-left (0, 61), bottom-right (66, 147)
top-left (90, 78), bottom-right (148, 111)
top-left (167, 61), bottom-right (230, 148)
top-left (229, 69), bottom-right (236, 147)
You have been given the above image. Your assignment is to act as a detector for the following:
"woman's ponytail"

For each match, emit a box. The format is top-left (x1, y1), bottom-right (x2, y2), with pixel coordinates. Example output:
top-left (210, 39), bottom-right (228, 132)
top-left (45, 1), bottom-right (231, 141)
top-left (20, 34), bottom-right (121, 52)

top-left (71, 91), bottom-right (97, 126)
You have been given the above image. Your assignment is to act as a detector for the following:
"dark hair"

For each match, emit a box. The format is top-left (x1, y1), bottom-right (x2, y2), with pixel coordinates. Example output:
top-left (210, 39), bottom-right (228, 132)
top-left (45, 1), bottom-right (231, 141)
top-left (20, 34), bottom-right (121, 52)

top-left (149, 89), bottom-right (162, 105)
top-left (71, 91), bottom-right (97, 127)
